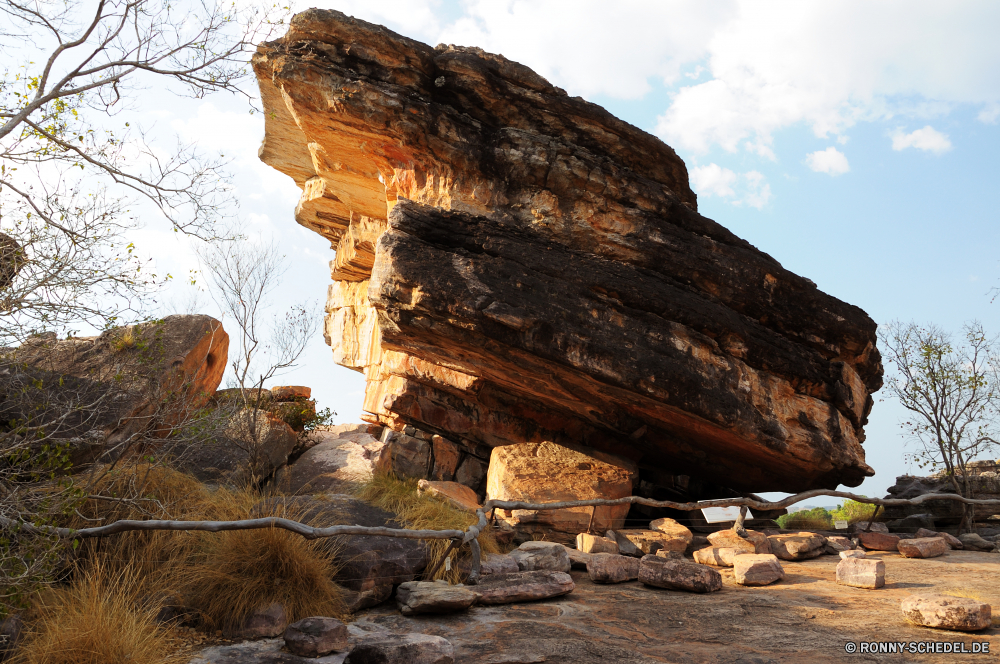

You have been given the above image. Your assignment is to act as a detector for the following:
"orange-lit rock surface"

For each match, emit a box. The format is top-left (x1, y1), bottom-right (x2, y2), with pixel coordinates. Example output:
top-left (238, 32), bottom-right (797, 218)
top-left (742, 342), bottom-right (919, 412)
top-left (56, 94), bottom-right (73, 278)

top-left (253, 9), bottom-right (882, 493)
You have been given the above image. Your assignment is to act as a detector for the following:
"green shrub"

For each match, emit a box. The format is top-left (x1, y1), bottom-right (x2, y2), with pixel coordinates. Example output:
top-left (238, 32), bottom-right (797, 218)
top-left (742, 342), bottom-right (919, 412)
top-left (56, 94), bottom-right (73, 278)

top-left (830, 499), bottom-right (881, 524)
top-left (777, 507), bottom-right (833, 530)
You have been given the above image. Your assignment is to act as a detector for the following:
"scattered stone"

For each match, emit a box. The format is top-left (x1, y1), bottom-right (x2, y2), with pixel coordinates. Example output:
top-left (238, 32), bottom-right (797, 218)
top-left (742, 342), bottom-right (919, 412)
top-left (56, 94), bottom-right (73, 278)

top-left (857, 531), bottom-right (901, 551)
top-left (345, 633), bottom-right (455, 664)
top-left (396, 581), bottom-right (477, 616)
top-left (576, 533), bottom-right (619, 555)
top-left (685, 535), bottom-right (710, 556)
top-left (284, 617), bottom-right (348, 657)
top-left (273, 428), bottom-right (383, 494)
top-left (836, 558), bottom-right (885, 589)
top-left (272, 385), bottom-right (311, 400)
top-left (430, 435), bottom-right (462, 482)
top-left (189, 637), bottom-right (346, 663)
top-left (175, 408), bottom-right (297, 485)
top-left (839, 550), bottom-right (866, 560)
top-left (472, 571), bottom-right (575, 605)
top-left (849, 521), bottom-right (889, 534)
top-left (480, 553), bottom-right (519, 577)
top-left (897, 537), bottom-right (949, 559)
top-left (606, 530), bottom-right (642, 557)
top-left (648, 518), bottom-right (694, 548)
top-left (692, 547), bottom-right (744, 567)
top-left (228, 602), bottom-right (287, 639)
top-left (587, 553), bottom-right (641, 584)
top-left (707, 529), bottom-right (770, 554)
top-left (375, 429), bottom-right (432, 480)
top-left (486, 442), bottom-right (637, 545)
top-left (901, 594), bottom-right (992, 632)
top-left (638, 555), bottom-right (722, 593)
top-left (0, 614), bottom-right (23, 661)
top-left (417, 479), bottom-right (481, 512)
top-left (824, 536), bottom-right (854, 554)
top-left (732, 554), bottom-right (785, 586)
top-left (454, 455), bottom-right (488, 492)
top-left (915, 528), bottom-right (963, 549)
top-left (767, 533), bottom-right (826, 560)
top-left (510, 541), bottom-right (571, 572)
top-left (655, 549), bottom-right (683, 561)
top-left (614, 529), bottom-right (688, 555)
top-left (958, 533), bottom-right (994, 551)
top-left (138, 591), bottom-right (187, 625)
top-left (560, 545), bottom-right (592, 570)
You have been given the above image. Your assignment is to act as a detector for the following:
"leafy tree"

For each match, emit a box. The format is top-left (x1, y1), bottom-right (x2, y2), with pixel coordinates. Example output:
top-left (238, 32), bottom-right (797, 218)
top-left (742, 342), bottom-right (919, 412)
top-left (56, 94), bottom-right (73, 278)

top-left (0, 0), bottom-right (287, 343)
top-left (0, 0), bottom-right (288, 613)
top-left (880, 321), bottom-right (1000, 532)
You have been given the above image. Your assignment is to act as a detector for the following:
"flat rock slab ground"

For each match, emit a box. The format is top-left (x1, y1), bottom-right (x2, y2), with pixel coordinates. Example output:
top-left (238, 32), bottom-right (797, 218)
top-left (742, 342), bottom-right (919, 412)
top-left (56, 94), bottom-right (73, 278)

top-left (346, 551), bottom-right (999, 663)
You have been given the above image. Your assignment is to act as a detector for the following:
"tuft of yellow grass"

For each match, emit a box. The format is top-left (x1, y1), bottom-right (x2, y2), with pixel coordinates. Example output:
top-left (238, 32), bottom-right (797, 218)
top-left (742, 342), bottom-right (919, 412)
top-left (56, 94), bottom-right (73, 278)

top-left (111, 326), bottom-right (139, 352)
top-left (12, 563), bottom-right (183, 664)
top-left (355, 472), bottom-right (501, 583)
top-left (178, 493), bottom-right (346, 631)
top-left (69, 464), bottom-right (346, 631)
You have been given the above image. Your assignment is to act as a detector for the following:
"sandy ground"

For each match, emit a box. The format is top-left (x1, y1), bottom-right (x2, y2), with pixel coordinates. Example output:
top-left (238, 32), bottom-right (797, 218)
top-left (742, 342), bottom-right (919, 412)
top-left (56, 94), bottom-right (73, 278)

top-left (346, 550), bottom-right (1000, 664)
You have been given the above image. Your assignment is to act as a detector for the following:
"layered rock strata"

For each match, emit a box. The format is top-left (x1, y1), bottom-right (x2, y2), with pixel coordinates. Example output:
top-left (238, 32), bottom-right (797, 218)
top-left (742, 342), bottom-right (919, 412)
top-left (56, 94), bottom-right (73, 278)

top-left (254, 9), bottom-right (882, 492)
top-left (883, 461), bottom-right (1000, 527)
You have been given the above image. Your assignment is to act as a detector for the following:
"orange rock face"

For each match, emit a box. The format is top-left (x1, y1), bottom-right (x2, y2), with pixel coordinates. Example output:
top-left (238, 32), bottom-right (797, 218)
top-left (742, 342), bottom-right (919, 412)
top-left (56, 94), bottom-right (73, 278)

top-left (486, 442), bottom-right (637, 545)
top-left (253, 9), bottom-right (882, 493)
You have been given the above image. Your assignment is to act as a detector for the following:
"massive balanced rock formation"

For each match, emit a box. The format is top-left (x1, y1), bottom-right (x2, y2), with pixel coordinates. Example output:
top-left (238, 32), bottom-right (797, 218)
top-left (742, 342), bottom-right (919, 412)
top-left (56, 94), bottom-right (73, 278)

top-left (253, 10), bottom-right (883, 493)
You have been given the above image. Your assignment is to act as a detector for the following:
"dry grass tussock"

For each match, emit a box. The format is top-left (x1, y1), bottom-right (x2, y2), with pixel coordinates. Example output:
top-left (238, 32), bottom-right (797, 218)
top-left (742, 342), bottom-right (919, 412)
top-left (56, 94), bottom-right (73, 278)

top-left (178, 490), bottom-right (346, 631)
top-left (12, 563), bottom-right (183, 664)
top-left (65, 464), bottom-right (345, 632)
top-left (356, 472), bottom-right (503, 583)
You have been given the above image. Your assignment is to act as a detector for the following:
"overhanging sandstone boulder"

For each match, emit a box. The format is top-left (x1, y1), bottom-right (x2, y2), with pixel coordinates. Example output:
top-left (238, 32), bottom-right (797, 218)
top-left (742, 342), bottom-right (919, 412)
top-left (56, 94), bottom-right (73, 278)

top-left (253, 9), bottom-right (882, 493)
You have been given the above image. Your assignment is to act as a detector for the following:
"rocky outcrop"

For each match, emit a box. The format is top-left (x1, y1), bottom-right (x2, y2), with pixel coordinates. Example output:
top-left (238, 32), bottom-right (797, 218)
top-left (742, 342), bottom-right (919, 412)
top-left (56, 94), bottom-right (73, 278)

top-left (253, 9), bottom-right (882, 493)
top-left (883, 461), bottom-right (1000, 527)
top-left (273, 424), bottom-right (383, 494)
top-left (3, 316), bottom-right (228, 466)
top-left (175, 409), bottom-right (297, 485)
top-left (375, 426), bottom-right (488, 493)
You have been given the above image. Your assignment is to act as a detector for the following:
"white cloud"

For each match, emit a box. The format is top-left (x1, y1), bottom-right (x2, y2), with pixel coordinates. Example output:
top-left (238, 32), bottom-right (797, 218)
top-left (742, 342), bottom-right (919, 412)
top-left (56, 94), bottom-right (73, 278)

top-left (306, 0), bottom-right (447, 44)
top-left (741, 171), bottom-right (772, 209)
top-left (805, 147), bottom-right (850, 175)
top-left (689, 163), bottom-right (737, 197)
top-left (890, 125), bottom-right (953, 154)
top-left (654, 1), bottom-right (1000, 155)
top-left (690, 164), bottom-right (771, 209)
top-left (979, 103), bottom-right (1000, 124)
top-left (437, 0), bottom-right (730, 100)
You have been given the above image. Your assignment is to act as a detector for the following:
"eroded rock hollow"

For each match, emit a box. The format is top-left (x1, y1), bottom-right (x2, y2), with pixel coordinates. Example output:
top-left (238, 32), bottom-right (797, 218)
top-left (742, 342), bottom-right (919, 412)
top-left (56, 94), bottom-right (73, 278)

top-left (253, 9), bottom-right (882, 494)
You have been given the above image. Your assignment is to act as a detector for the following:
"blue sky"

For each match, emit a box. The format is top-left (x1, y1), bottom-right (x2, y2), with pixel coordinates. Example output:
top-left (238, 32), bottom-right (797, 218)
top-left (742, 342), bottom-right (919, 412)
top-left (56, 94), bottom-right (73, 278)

top-left (140, 1), bottom-right (1000, 500)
